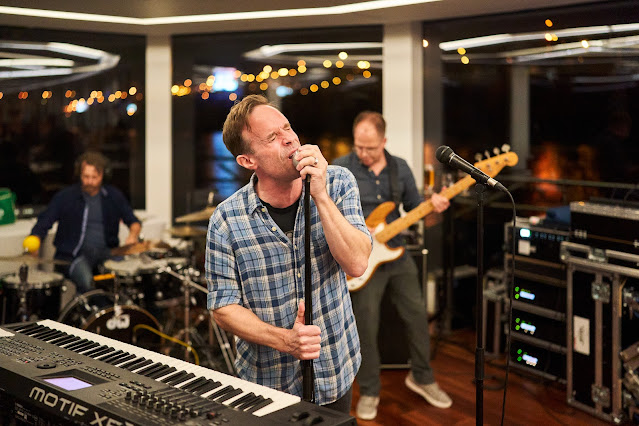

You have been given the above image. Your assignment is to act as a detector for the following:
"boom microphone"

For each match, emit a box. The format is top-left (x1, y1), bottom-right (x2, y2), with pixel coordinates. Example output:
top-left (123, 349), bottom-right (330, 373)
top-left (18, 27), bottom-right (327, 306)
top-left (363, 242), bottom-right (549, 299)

top-left (436, 146), bottom-right (508, 193)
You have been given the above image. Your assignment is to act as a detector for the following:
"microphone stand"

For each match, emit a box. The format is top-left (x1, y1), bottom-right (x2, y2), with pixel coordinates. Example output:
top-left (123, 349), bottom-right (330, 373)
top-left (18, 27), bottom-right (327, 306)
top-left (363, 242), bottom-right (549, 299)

top-left (474, 183), bottom-right (487, 425)
top-left (302, 177), bottom-right (315, 402)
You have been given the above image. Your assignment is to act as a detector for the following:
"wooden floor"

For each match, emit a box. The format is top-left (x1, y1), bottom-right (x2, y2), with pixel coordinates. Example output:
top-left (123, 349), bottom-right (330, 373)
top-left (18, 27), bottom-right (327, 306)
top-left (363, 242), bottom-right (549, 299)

top-left (349, 330), bottom-right (609, 426)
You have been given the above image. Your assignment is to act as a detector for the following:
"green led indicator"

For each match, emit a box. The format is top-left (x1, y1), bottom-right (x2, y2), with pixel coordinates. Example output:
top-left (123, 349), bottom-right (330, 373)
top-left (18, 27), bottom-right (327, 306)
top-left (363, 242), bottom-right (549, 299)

top-left (517, 349), bottom-right (522, 354)
top-left (517, 356), bottom-right (522, 362)
top-left (515, 294), bottom-right (520, 299)
top-left (516, 325), bottom-right (520, 330)
top-left (515, 287), bottom-right (519, 292)
top-left (515, 318), bottom-right (520, 323)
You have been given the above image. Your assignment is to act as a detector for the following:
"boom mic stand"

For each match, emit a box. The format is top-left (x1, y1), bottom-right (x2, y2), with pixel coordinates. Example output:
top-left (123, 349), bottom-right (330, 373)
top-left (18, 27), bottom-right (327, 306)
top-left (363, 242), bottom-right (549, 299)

top-left (474, 183), bottom-right (487, 425)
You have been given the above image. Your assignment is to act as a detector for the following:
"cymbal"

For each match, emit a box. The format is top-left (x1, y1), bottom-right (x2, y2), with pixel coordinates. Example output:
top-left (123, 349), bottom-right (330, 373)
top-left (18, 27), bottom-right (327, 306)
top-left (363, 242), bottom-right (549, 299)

top-left (169, 225), bottom-right (207, 238)
top-left (0, 254), bottom-right (70, 265)
top-left (110, 240), bottom-right (171, 256)
top-left (175, 206), bottom-right (216, 223)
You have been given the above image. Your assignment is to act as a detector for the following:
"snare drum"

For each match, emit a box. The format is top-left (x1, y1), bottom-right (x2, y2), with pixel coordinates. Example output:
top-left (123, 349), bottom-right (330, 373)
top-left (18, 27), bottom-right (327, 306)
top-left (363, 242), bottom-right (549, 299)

top-left (0, 270), bottom-right (65, 324)
top-left (58, 289), bottom-right (161, 347)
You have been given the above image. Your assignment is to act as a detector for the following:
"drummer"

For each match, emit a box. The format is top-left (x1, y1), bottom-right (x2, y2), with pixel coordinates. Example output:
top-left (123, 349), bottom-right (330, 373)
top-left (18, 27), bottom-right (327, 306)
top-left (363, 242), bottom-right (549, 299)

top-left (25, 151), bottom-right (141, 294)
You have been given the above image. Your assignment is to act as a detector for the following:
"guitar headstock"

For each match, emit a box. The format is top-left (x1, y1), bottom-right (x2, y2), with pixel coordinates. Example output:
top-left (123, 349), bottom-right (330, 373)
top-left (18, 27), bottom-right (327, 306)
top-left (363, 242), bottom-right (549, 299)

top-left (473, 145), bottom-right (519, 178)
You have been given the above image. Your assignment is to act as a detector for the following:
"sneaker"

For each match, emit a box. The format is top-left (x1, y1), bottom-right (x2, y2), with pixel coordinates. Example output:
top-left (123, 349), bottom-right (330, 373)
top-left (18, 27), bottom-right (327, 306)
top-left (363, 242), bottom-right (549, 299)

top-left (405, 373), bottom-right (452, 409)
top-left (356, 395), bottom-right (380, 420)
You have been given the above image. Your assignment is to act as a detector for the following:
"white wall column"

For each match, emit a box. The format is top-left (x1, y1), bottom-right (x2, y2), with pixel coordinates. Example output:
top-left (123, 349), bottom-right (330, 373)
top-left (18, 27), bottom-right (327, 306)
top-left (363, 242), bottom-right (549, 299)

top-left (383, 22), bottom-right (424, 185)
top-left (510, 66), bottom-right (530, 170)
top-left (145, 35), bottom-right (173, 225)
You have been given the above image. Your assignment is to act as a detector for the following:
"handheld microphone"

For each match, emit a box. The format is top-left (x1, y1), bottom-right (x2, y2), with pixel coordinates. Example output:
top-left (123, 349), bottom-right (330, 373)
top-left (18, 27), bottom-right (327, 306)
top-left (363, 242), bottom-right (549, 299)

top-left (436, 145), bottom-right (508, 193)
top-left (292, 153), bottom-right (311, 183)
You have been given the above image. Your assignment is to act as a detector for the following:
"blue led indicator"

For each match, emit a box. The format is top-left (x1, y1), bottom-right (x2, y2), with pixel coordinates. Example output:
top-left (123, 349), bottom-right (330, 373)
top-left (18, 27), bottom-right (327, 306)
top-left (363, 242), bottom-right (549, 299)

top-left (522, 354), bottom-right (538, 367)
top-left (519, 290), bottom-right (535, 301)
top-left (519, 228), bottom-right (531, 238)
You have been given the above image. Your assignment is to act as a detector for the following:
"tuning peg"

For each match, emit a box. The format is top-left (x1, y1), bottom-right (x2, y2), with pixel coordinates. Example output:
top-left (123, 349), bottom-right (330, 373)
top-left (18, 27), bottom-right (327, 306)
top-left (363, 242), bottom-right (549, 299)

top-left (492, 147), bottom-right (500, 156)
top-left (501, 144), bottom-right (511, 152)
top-left (474, 153), bottom-right (482, 162)
top-left (484, 150), bottom-right (491, 158)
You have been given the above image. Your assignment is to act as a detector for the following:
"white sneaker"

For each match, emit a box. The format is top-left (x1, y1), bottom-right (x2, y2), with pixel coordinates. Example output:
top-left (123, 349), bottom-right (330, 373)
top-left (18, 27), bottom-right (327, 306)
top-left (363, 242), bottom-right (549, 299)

top-left (356, 395), bottom-right (380, 420)
top-left (405, 373), bottom-right (452, 409)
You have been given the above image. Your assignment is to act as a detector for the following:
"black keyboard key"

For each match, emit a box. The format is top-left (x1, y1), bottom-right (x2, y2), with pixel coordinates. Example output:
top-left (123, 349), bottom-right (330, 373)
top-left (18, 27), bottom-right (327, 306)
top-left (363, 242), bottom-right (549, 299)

top-left (159, 370), bottom-right (186, 383)
top-left (120, 357), bottom-right (146, 370)
top-left (167, 373), bottom-right (196, 386)
top-left (215, 388), bottom-right (243, 403)
top-left (181, 377), bottom-right (207, 392)
top-left (208, 385), bottom-right (234, 400)
top-left (127, 358), bottom-right (153, 371)
top-left (246, 397), bottom-right (273, 413)
top-left (98, 350), bottom-right (124, 363)
top-left (109, 353), bottom-right (136, 366)
top-left (148, 366), bottom-right (176, 379)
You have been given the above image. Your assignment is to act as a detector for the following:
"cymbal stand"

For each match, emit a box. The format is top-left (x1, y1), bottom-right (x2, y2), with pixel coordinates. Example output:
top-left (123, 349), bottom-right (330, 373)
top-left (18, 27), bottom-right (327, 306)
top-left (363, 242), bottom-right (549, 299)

top-left (161, 265), bottom-right (236, 373)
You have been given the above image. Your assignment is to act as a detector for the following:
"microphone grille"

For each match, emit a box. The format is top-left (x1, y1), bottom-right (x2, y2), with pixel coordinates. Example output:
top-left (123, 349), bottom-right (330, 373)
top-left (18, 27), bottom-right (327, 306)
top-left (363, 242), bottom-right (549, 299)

top-left (435, 145), bottom-right (453, 164)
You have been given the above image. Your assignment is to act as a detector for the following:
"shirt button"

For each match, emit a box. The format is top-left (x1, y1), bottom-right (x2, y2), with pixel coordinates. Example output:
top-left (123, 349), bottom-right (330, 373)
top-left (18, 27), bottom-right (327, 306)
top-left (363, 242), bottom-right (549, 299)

top-left (376, 180), bottom-right (380, 185)
top-left (297, 272), bottom-right (301, 278)
top-left (294, 245), bottom-right (297, 249)
top-left (271, 226), bottom-right (277, 232)
top-left (377, 194), bottom-right (382, 200)
top-left (261, 207), bottom-right (267, 212)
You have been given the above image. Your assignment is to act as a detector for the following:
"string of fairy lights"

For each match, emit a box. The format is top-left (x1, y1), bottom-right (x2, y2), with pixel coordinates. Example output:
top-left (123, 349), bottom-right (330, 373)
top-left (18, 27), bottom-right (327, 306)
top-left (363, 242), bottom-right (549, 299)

top-left (0, 51), bottom-right (375, 115)
top-left (171, 54), bottom-right (374, 101)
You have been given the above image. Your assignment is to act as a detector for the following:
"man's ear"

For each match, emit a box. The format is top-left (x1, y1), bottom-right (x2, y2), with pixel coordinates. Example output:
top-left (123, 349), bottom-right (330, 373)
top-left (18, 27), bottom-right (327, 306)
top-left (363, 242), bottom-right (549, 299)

top-left (236, 154), bottom-right (257, 171)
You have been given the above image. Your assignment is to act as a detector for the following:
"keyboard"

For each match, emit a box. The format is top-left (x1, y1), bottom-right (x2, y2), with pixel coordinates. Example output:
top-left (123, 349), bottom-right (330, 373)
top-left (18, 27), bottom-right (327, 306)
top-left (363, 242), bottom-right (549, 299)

top-left (0, 319), bottom-right (355, 425)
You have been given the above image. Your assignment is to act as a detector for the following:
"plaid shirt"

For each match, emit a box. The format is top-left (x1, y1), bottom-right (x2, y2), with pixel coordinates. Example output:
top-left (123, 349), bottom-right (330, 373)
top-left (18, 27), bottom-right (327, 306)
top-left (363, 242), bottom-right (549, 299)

top-left (206, 166), bottom-right (369, 405)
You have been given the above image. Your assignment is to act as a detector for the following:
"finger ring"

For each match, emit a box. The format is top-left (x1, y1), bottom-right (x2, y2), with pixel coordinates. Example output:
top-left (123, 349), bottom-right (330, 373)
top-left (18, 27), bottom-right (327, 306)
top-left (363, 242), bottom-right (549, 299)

top-left (313, 157), bottom-right (319, 166)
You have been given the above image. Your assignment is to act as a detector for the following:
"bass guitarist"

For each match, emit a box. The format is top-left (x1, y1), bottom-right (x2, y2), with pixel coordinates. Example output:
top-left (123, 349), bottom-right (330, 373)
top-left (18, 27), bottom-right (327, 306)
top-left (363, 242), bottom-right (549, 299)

top-left (333, 111), bottom-right (452, 420)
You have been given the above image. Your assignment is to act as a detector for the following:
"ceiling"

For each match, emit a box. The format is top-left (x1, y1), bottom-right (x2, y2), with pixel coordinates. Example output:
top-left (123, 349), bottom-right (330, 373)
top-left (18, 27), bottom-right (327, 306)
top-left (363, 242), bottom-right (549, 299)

top-left (0, 0), bottom-right (608, 35)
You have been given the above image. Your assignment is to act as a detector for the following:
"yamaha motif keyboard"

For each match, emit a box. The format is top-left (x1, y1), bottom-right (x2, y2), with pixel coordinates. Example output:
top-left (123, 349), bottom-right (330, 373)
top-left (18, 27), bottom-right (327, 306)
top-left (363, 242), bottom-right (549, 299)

top-left (0, 319), bottom-right (355, 425)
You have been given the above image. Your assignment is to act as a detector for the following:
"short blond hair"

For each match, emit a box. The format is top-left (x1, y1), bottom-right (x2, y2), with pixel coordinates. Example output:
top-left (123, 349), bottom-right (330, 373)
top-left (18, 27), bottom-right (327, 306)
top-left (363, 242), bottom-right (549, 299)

top-left (222, 94), bottom-right (274, 157)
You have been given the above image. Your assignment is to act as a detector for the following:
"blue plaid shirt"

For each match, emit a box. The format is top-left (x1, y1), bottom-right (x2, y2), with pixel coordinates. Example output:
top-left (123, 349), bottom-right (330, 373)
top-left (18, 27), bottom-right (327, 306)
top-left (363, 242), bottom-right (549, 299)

top-left (206, 166), bottom-right (369, 405)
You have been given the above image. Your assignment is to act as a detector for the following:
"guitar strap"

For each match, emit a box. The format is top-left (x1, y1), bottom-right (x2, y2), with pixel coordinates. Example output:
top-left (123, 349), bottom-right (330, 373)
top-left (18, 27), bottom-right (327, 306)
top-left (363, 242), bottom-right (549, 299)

top-left (384, 150), bottom-right (402, 206)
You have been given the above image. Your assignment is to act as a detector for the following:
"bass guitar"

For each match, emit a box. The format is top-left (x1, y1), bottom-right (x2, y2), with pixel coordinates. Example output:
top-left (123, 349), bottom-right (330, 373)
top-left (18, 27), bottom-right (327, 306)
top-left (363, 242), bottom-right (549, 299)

top-left (347, 150), bottom-right (518, 292)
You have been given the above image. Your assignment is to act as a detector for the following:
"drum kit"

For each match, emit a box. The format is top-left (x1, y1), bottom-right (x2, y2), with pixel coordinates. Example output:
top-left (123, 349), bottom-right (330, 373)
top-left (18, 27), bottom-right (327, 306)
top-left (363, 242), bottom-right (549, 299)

top-left (0, 204), bottom-right (236, 374)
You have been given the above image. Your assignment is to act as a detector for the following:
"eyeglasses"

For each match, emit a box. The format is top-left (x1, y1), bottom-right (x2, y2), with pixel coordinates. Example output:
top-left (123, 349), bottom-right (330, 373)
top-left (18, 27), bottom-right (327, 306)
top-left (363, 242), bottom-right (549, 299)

top-left (353, 144), bottom-right (383, 154)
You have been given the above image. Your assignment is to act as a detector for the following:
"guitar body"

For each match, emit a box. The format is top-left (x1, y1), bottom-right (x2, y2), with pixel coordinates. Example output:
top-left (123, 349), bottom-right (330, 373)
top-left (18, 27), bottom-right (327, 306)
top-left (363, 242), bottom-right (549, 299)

top-left (347, 220), bottom-right (405, 292)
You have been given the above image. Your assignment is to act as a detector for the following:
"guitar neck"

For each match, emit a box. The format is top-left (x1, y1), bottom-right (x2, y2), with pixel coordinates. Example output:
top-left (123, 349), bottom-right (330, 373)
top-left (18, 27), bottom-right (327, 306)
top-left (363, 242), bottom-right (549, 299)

top-left (375, 174), bottom-right (476, 244)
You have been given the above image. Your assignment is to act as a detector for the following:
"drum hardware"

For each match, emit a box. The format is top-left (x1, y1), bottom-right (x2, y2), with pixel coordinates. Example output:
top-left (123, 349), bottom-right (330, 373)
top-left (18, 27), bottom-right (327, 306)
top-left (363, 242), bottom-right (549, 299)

top-left (159, 264), bottom-right (236, 374)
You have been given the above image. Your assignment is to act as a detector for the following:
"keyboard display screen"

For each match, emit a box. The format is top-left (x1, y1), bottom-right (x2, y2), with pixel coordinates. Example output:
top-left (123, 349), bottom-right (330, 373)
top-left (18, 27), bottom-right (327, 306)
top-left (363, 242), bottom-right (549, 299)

top-left (44, 377), bottom-right (93, 391)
